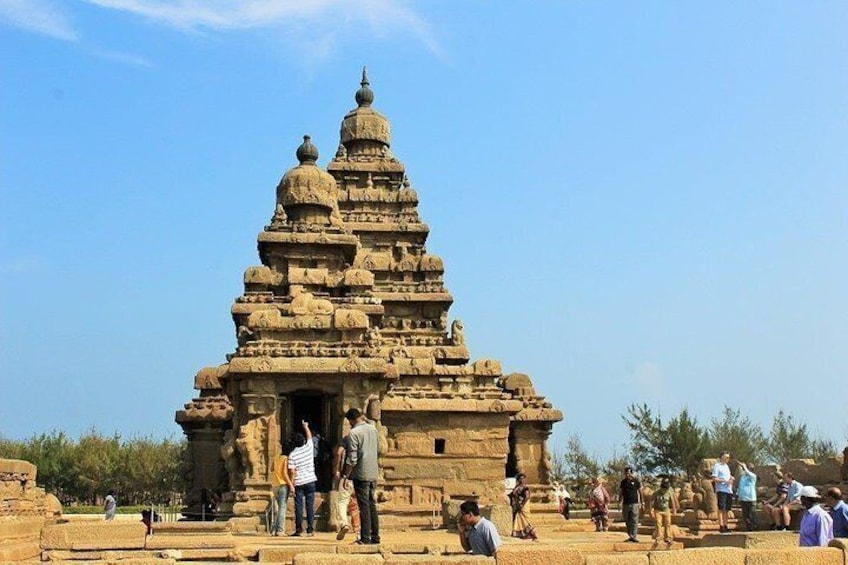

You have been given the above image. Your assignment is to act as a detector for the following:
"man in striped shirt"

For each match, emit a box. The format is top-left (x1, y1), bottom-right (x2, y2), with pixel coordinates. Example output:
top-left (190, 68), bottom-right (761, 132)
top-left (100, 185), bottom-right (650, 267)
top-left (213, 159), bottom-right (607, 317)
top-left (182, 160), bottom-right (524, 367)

top-left (288, 420), bottom-right (317, 536)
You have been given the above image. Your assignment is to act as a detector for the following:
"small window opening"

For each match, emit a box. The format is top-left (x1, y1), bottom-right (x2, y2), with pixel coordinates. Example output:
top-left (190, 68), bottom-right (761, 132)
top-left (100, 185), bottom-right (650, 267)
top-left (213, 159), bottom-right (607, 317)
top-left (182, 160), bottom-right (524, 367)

top-left (434, 438), bottom-right (446, 454)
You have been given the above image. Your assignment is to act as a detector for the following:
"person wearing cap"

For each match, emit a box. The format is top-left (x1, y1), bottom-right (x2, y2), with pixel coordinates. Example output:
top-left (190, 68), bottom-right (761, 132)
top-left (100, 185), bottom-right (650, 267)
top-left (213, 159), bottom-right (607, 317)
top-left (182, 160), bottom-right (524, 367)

top-left (798, 485), bottom-right (833, 546)
top-left (824, 487), bottom-right (848, 538)
top-left (457, 500), bottom-right (501, 557)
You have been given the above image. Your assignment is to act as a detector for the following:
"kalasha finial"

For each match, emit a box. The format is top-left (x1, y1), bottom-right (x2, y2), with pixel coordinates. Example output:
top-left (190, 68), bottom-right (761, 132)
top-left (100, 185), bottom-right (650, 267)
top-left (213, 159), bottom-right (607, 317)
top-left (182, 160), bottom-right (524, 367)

top-left (295, 135), bottom-right (318, 164)
top-left (355, 66), bottom-right (374, 107)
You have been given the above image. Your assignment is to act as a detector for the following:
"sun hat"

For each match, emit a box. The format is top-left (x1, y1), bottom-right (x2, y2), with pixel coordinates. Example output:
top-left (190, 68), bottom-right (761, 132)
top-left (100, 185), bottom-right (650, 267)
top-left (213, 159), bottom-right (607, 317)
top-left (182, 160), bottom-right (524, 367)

top-left (799, 485), bottom-right (820, 498)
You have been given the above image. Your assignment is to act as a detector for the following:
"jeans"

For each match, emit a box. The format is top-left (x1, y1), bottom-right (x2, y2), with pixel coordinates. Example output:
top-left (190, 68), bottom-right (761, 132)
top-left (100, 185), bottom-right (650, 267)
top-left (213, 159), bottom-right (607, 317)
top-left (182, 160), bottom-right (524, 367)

top-left (740, 501), bottom-right (758, 530)
top-left (272, 485), bottom-right (289, 534)
top-left (294, 481), bottom-right (316, 534)
top-left (623, 503), bottom-right (640, 539)
top-left (354, 479), bottom-right (380, 543)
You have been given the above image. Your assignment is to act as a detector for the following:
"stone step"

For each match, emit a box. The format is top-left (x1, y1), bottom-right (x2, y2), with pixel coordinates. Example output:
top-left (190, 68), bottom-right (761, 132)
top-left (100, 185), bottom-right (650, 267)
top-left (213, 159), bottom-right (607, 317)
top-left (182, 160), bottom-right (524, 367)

top-left (0, 539), bottom-right (40, 562)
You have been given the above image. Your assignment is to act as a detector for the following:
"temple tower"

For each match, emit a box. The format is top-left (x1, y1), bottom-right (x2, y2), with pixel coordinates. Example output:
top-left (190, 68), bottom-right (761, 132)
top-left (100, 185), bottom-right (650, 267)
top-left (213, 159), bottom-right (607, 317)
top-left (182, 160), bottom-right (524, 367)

top-left (176, 70), bottom-right (562, 523)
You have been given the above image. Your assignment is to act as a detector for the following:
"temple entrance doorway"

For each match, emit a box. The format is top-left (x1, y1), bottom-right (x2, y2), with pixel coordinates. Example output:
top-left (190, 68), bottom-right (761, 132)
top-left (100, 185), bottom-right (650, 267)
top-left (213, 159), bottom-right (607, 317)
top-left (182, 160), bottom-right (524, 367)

top-left (281, 391), bottom-right (340, 492)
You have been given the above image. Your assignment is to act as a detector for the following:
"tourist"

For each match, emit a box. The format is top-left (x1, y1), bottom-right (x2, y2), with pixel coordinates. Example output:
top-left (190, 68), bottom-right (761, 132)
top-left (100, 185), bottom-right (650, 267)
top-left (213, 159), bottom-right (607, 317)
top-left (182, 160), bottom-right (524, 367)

top-left (824, 487), bottom-right (848, 538)
top-left (270, 440), bottom-right (295, 536)
top-left (711, 451), bottom-right (734, 533)
top-left (650, 478), bottom-right (678, 547)
top-left (342, 408), bottom-right (380, 545)
top-left (736, 462), bottom-right (758, 531)
top-left (778, 472), bottom-right (804, 531)
top-left (509, 473), bottom-right (538, 540)
top-left (552, 481), bottom-right (572, 520)
top-left (763, 471), bottom-right (789, 529)
top-left (798, 486), bottom-right (834, 546)
top-left (333, 435), bottom-right (357, 541)
top-left (457, 500), bottom-right (501, 557)
top-left (588, 477), bottom-right (611, 532)
top-left (104, 490), bottom-right (116, 521)
top-left (288, 420), bottom-right (317, 537)
top-left (619, 466), bottom-right (642, 542)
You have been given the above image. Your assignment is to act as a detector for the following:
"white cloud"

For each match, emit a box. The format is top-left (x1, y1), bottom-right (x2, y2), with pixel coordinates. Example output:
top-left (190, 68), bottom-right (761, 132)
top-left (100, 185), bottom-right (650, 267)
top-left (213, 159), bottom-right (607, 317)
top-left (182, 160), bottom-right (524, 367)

top-left (631, 361), bottom-right (665, 398)
top-left (0, 0), bottom-right (78, 41)
top-left (82, 0), bottom-right (441, 55)
top-left (90, 48), bottom-right (153, 67)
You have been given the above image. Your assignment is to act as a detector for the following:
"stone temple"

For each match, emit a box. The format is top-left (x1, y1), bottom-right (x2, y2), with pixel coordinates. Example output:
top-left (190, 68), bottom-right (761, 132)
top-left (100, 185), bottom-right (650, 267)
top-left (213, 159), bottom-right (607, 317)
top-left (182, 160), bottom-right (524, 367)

top-left (176, 69), bottom-right (562, 524)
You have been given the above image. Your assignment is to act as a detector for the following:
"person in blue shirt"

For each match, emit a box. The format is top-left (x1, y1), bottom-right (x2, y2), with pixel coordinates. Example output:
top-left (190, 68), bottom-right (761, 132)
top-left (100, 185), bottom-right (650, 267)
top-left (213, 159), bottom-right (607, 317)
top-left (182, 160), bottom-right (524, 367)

top-left (457, 500), bottom-right (502, 557)
top-left (779, 472), bottom-right (804, 531)
top-left (736, 462), bottom-right (758, 531)
top-left (824, 487), bottom-right (848, 538)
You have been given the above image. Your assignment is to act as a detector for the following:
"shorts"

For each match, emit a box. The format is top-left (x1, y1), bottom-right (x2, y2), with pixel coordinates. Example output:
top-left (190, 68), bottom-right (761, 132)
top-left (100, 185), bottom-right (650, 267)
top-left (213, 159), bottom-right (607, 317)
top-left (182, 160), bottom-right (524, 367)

top-left (783, 499), bottom-right (802, 512)
top-left (717, 492), bottom-right (733, 511)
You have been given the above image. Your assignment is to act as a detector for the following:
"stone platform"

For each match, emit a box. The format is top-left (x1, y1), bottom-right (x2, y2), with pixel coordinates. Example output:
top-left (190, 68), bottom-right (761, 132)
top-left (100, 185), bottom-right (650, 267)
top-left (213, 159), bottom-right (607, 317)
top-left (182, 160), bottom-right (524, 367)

top-left (13, 518), bottom-right (848, 565)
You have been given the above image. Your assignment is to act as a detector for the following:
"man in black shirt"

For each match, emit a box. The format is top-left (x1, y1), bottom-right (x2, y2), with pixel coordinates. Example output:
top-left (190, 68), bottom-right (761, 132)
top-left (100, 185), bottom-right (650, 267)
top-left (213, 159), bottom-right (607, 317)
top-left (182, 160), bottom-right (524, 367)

top-left (619, 467), bottom-right (643, 542)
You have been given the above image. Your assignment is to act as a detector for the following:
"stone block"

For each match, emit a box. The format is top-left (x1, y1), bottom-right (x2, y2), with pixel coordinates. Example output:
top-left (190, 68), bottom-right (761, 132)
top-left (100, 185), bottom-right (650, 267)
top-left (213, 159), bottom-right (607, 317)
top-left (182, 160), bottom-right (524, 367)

top-left (0, 540), bottom-right (40, 562)
top-left (647, 547), bottom-right (745, 565)
top-left (258, 544), bottom-right (337, 562)
top-left (744, 547), bottom-right (844, 565)
top-left (585, 554), bottom-right (650, 565)
top-left (338, 543), bottom-right (383, 554)
top-left (481, 504), bottom-right (512, 536)
top-left (144, 534), bottom-right (236, 549)
top-left (0, 517), bottom-right (43, 539)
top-left (0, 459), bottom-right (37, 477)
top-left (700, 531), bottom-right (798, 549)
top-left (386, 543), bottom-right (436, 554)
top-left (41, 521), bottom-right (147, 550)
top-left (495, 544), bottom-right (582, 565)
top-left (385, 556), bottom-right (493, 565)
top-left (293, 552), bottom-right (383, 565)
top-left (42, 549), bottom-right (162, 560)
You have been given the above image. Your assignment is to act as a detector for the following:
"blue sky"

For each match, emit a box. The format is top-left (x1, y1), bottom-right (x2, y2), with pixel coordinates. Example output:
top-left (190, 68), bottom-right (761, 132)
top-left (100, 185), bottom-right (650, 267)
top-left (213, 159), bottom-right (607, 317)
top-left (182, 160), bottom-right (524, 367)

top-left (2, 1), bottom-right (847, 461)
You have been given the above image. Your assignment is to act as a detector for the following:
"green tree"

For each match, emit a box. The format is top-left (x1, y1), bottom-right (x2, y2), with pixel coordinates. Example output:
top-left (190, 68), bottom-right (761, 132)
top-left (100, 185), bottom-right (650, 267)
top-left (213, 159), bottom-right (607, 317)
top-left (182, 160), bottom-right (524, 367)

top-left (809, 437), bottom-right (837, 462)
top-left (664, 408), bottom-right (710, 477)
top-left (561, 434), bottom-right (601, 486)
top-left (708, 406), bottom-right (767, 466)
top-left (621, 403), bottom-right (665, 473)
top-left (622, 403), bottom-right (709, 476)
top-left (766, 410), bottom-right (812, 463)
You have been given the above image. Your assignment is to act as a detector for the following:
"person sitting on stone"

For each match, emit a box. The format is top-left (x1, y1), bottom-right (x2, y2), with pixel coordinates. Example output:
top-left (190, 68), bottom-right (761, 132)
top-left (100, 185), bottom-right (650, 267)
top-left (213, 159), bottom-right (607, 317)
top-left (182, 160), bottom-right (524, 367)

top-left (778, 472), bottom-right (804, 531)
top-left (824, 487), bottom-right (848, 538)
top-left (763, 471), bottom-right (788, 529)
top-left (457, 500), bottom-right (501, 557)
top-left (798, 486), bottom-right (834, 546)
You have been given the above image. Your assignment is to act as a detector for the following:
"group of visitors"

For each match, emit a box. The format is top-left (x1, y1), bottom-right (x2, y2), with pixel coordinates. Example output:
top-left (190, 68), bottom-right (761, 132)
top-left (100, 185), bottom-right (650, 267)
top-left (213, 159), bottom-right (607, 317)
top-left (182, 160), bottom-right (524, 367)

top-left (712, 450), bottom-right (847, 545)
top-left (269, 409), bottom-right (380, 545)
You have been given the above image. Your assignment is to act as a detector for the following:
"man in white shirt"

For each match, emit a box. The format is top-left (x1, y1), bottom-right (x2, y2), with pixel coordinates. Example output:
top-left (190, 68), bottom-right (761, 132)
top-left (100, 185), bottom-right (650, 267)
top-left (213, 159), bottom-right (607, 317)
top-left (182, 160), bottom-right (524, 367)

top-left (288, 421), bottom-right (317, 536)
top-left (711, 451), bottom-right (734, 533)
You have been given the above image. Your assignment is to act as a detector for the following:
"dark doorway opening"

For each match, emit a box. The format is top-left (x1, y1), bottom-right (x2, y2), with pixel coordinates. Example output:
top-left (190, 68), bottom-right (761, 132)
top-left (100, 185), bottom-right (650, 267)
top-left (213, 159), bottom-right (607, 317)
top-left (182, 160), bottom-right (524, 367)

top-left (291, 393), bottom-right (324, 433)
top-left (284, 391), bottom-right (339, 492)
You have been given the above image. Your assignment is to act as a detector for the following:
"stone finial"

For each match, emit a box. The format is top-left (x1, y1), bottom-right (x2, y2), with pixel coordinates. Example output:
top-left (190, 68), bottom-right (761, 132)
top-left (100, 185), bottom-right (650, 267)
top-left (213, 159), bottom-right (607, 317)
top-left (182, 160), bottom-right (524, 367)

top-left (355, 66), bottom-right (374, 107)
top-left (295, 135), bottom-right (318, 164)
